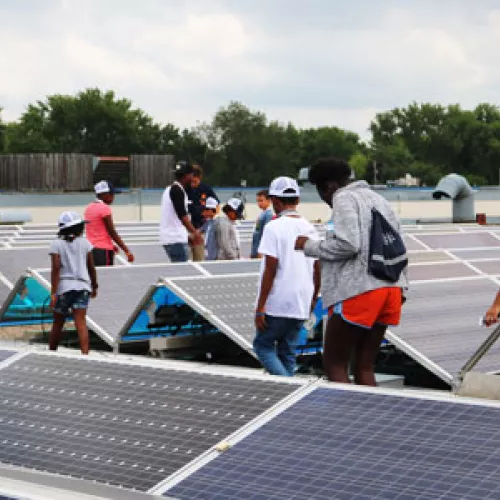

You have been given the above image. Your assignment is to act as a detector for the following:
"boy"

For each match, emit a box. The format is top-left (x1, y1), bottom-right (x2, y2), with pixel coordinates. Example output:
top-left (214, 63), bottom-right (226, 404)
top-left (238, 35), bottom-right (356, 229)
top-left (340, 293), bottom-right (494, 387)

top-left (200, 197), bottom-right (219, 261)
top-left (49, 212), bottom-right (98, 355)
top-left (254, 177), bottom-right (320, 376)
top-left (84, 180), bottom-right (134, 266)
top-left (214, 198), bottom-right (244, 260)
top-left (251, 190), bottom-right (273, 259)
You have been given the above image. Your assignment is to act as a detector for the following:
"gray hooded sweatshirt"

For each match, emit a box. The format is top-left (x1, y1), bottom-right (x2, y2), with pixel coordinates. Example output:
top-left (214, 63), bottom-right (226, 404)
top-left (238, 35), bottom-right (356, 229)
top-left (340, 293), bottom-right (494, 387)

top-left (303, 181), bottom-right (408, 308)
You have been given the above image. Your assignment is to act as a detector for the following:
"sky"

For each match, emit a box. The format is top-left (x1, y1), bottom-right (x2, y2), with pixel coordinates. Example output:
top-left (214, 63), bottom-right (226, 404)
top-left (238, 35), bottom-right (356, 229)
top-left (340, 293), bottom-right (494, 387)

top-left (1, 0), bottom-right (500, 139)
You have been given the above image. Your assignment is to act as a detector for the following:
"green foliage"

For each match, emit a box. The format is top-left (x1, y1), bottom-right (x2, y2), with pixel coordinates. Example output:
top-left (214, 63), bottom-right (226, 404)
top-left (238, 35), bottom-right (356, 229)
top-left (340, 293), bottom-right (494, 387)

top-left (5, 89), bottom-right (500, 186)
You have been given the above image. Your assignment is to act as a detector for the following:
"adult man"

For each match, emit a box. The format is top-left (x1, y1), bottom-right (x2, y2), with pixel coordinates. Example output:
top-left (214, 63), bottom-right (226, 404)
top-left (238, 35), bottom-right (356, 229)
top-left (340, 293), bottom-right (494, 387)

top-left (295, 157), bottom-right (408, 386)
top-left (160, 162), bottom-right (201, 263)
top-left (254, 177), bottom-right (320, 377)
top-left (84, 181), bottom-right (134, 267)
top-left (250, 189), bottom-right (273, 259)
top-left (187, 165), bottom-right (219, 261)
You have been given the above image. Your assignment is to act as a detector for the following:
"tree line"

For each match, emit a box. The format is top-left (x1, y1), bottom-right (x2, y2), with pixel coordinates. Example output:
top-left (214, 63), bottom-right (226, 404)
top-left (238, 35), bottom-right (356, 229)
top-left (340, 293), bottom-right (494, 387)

top-left (1, 88), bottom-right (499, 186)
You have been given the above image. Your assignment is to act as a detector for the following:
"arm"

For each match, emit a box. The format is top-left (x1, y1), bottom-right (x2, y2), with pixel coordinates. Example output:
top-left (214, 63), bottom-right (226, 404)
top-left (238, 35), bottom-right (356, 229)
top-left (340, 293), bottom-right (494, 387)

top-left (170, 185), bottom-right (200, 238)
top-left (87, 251), bottom-right (98, 298)
top-left (255, 255), bottom-right (279, 330)
top-left (485, 290), bottom-right (500, 326)
top-left (311, 260), bottom-right (321, 313)
top-left (50, 253), bottom-right (61, 308)
top-left (302, 193), bottom-right (361, 261)
top-left (103, 215), bottom-right (134, 262)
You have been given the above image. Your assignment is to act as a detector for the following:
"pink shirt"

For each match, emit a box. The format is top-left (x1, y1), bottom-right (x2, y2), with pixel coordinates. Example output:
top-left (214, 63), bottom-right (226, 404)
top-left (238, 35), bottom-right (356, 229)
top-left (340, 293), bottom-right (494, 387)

top-left (84, 200), bottom-right (114, 250)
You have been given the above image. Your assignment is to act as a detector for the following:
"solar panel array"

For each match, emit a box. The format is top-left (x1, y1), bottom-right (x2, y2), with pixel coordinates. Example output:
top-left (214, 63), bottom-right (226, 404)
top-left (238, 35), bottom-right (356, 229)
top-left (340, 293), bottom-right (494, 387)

top-left (2, 221), bottom-right (500, 383)
top-left (167, 384), bottom-right (500, 500)
top-left (3, 351), bottom-right (500, 498)
top-left (0, 353), bottom-right (303, 492)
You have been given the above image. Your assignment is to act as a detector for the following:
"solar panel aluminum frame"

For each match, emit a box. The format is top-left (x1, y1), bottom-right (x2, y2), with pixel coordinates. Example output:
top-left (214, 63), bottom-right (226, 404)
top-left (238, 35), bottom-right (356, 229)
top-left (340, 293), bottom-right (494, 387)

top-left (28, 268), bottom-right (118, 349)
top-left (161, 273), bottom-right (261, 359)
top-left (0, 273), bottom-right (31, 322)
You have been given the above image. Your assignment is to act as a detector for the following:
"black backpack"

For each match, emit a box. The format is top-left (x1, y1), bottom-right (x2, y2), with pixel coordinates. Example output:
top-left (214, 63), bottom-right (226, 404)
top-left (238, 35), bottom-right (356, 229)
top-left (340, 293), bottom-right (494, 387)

top-left (368, 208), bottom-right (408, 282)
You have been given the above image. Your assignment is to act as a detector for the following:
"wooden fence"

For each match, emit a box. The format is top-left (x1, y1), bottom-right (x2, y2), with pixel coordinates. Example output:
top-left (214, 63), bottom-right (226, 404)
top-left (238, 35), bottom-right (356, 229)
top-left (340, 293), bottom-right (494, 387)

top-left (0, 154), bottom-right (93, 191)
top-left (130, 154), bottom-right (175, 189)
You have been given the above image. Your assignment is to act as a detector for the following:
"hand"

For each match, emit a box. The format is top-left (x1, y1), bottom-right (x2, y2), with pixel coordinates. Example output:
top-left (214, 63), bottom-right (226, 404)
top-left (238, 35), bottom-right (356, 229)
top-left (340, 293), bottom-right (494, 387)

top-left (295, 236), bottom-right (309, 251)
top-left (126, 251), bottom-right (135, 263)
top-left (484, 305), bottom-right (500, 326)
top-left (91, 286), bottom-right (98, 299)
top-left (255, 310), bottom-right (267, 331)
top-left (49, 294), bottom-right (57, 310)
top-left (113, 245), bottom-right (119, 254)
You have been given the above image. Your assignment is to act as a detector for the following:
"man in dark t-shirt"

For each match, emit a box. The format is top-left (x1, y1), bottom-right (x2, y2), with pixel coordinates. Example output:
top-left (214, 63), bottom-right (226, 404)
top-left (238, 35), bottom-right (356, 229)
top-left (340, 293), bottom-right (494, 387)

top-left (186, 165), bottom-right (219, 261)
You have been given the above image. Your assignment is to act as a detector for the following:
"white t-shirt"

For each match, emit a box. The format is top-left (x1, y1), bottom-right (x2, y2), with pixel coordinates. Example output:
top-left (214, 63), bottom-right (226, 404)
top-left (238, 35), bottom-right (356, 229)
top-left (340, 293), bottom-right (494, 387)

top-left (257, 215), bottom-right (319, 320)
top-left (159, 182), bottom-right (189, 245)
top-left (49, 237), bottom-right (93, 295)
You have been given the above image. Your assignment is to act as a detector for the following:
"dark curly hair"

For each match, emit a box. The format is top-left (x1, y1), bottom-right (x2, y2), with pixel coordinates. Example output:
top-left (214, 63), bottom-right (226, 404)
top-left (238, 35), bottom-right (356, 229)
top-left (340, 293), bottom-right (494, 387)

top-left (308, 157), bottom-right (352, 186)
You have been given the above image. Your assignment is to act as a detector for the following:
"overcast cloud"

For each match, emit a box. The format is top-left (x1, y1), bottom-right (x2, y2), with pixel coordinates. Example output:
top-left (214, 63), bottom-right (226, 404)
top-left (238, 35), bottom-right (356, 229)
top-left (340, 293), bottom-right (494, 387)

top-left (1, 0), bottom-right (500, 139)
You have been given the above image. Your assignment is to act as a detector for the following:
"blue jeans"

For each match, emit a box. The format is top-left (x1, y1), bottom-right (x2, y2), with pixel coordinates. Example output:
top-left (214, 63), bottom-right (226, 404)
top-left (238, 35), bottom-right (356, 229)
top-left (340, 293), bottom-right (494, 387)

top-left (253, 315), bottom-right (304, 377)
top-left (163, 243), bottom-right (189, 263)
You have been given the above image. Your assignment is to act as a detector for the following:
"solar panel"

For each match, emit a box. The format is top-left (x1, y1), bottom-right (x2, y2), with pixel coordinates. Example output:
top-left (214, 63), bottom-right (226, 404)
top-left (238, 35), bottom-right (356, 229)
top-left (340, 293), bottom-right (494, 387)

top-left (465, 260), bottom-right (500, 276)
top-left (0, 248), bottom-right (51, 284)
top-left (164, 275), bottom-right (259, 355)
top-left (409, 262), bottom-right (479, 281)
top-left (34, 264), bottom-right (203, 346)
top-left (0, 353), bottom-right (302, 492)
top-left (387, 278), bottom-right (500, 383)
top-left (0, 282), bottom-right (12, 308)
top-left (451, 248), bottom-right (500, 260)
top-left (403, 235), bottom-right (428, 251)
top-left (408, 250), bottom-right (453, 263)
top-left (201, 261), bottom-right (261, 276)
top-left (167, 385), bottom-right (500, 500)
top-left (123, 244), bottom-right (170, 265)
top-left (416, 232), bottom-right (500, 249)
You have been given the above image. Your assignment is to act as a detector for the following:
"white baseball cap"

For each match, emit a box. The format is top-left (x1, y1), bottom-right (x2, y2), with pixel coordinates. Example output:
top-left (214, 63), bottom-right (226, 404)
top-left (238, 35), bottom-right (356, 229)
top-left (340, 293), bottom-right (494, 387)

top-left (58, 211), bottom-right (86, 230)
top-left (226, 198), bottom-right (243, 212)
top-left (204, 197), bottom-right (219, 210)
top-left (269, 176), bottom-right (300, 197)
top-left (94, 180), bottom-right (121, 195)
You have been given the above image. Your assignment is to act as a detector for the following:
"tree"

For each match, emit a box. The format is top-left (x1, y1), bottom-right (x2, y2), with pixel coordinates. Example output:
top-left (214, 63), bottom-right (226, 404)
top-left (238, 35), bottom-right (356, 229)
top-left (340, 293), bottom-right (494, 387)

top-left (5, 88), bottom-right (177, 155)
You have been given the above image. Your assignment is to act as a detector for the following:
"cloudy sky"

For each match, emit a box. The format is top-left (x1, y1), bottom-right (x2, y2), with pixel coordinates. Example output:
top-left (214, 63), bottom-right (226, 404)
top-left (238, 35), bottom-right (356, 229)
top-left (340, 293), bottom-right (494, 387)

top-left (1, 0), bottom-right (500, 139)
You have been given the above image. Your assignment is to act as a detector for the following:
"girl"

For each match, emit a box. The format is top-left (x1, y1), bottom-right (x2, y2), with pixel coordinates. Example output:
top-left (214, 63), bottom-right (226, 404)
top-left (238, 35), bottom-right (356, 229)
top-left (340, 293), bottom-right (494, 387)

top-left (49, 212), bottom-right (98, 354)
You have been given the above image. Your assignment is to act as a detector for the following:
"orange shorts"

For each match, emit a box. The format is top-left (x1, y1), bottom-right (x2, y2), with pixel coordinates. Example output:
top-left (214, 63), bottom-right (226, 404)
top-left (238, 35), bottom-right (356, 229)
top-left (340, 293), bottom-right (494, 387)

top-left (328, 287), bottom-right (402, 329)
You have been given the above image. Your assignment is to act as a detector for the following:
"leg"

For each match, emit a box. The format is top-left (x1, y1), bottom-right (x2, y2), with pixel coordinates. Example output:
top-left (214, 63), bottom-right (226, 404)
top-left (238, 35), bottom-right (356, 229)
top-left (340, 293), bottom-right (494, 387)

top-left (191, 243), bottom-right (205, 262)
top-left (72, 309), bottom-right (89, 355)
top-left (49, 312), bottom-right (66, 351)
top-left (352, 324), bottom-right (387, 386)
top-left (277, 319), bottom-right (304, 376)
top-left (164, 244), bottom-right (189, 263)
top-left (253, 316), bottom-right (289, 376)
top-left (323, 314), bottom-right (362, 383)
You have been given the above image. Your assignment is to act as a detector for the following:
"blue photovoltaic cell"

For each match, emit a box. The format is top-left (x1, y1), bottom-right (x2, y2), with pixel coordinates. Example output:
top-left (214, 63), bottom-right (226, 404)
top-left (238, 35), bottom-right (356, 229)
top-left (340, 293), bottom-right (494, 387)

top-left (169, 387), bottom-right (500, 500)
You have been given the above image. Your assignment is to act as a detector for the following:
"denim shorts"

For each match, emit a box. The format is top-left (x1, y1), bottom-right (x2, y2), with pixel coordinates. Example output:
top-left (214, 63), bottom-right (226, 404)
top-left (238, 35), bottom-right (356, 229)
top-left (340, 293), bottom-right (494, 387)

top-left (54, 290), bottom-right (90, 316)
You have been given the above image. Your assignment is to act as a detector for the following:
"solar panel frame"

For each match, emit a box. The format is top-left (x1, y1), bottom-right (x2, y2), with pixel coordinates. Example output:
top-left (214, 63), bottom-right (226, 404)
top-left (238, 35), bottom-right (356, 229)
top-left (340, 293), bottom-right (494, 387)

top-left (165, 383), bottom-right (500, 500)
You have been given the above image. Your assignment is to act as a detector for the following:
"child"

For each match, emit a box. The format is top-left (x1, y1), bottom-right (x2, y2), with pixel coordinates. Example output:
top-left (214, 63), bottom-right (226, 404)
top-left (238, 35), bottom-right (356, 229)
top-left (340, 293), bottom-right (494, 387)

top-left (49, 212), bottom-right (98, 354)
top-left (200, 197), bottom-right (219, 260)
top-left (214, 198), bottom-right (244, 260)
top-left (251, 190), bottom-right (273, 258)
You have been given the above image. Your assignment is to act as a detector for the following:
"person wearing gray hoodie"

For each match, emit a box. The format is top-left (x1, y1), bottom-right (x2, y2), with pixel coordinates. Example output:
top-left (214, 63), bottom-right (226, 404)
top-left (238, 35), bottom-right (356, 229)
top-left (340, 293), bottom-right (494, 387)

top-left (295, 157), bottom-right (408, 386)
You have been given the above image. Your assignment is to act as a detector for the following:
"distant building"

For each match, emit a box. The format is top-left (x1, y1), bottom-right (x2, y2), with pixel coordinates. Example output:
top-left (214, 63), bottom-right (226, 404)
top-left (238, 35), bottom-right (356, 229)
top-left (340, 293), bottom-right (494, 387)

top-left (387, 173), bottom-right (420, 187)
